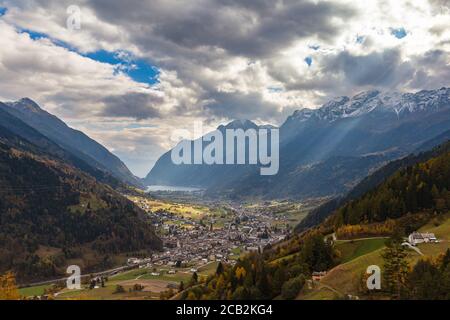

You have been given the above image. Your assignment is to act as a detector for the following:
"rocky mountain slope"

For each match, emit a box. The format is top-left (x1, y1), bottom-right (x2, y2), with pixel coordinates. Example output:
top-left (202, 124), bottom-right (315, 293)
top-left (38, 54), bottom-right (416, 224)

top-left (0, 98), bottom-right (141, 187)
top-left (146, 88), bottom-right (450, 200)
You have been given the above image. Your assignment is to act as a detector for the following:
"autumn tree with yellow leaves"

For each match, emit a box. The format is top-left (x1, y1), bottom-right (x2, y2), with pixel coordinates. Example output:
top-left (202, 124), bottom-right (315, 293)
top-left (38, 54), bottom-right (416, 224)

top-left (0, 272), bottom-right (20, 300)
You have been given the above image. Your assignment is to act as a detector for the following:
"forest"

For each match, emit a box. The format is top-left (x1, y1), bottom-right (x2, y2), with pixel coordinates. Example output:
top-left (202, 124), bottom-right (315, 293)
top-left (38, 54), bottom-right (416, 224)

top-left (0, 140), bottom-right (162, 282)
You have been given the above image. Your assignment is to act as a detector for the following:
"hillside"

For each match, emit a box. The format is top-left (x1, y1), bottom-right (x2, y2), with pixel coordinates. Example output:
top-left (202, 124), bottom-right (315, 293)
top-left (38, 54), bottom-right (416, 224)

top-left (296, 136), bottom-right (450, 232)
top-left (0, 130), bottom-right (162, 282)
top-left (0, 99), bottom-right (141, 187)
top-left (296, 141), bottom-right (450, 298)
top-left (180, 140), bottom-right (450, 300)
top-left (326, 141), bottom-right (449, 228)
top-left (300, 214), bottom-right (450, 299)
top-left (0, 105), bottom-right (124, 188)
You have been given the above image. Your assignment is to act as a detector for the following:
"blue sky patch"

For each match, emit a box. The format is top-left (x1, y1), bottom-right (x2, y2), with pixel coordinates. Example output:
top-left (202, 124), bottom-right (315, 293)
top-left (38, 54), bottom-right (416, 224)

top-left (19, 29), bottom-right (159, 86)
top-left (390, 27), bottom-right (407, 39)
top-left (20, 28), bottom-right (80, 53)
top-left (0, 7), bottom-right (7, 16)
top-left (304, 56), bottom-right (312, 67)
top-left (85, 50), bottom-right (159, 85)
top-left (125, 123), bottom-right (158, 129)
top-left (267, 87), bottom-right (283, 93)
top-left (20, 29), bottom-right (49, 41)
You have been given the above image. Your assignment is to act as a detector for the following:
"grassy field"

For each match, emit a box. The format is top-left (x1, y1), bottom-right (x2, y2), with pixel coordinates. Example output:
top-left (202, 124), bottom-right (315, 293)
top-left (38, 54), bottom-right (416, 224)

top-left (268, 252), bottom-right (297, 266)
top-left (335, 238), bottom-right (387, 264)
top-left (139, 271), bottom-right (192, 283)
top-left (198, 261), bottom-right (219, 274)
top-left (127, 196), bottom-right (212, 220)
top-left (418, 241), bottom-right (450, 258)
top-left (109, 269), bottom-right (149, 281)
top-left (416, 214), bottom-right (450, 257)
top-left (68, 193), bottom-right (108, 214)
top-left (319, 243), bottom-right (425, 298)
top-left (56, 281), bottom-right (161, 300)
top-left (52, 262), bottom-right (220, 300)
top-left (319, 248), bottom-right (386, 296)
top-left (419, 214), bottom-right (450, 240)
top-left (298, 285), bottom-right (341, 300)
top-left (243, 200), bottom-right (323, 228)
top-left (317, 216), bottom-right (450, 298)
top-left (228, 247), bottom-right (243, 260)
top-left (19, 284), bottom-right (53, 297)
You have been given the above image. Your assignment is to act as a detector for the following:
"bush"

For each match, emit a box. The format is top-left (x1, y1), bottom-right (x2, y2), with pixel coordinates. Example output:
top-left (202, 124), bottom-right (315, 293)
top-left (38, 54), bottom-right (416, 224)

top-left (132, 283), bottom-right (144, 292)
top-left (281, 275), bottom-right (306, 300)
top-left (113, 285), bottom-right (125, 294)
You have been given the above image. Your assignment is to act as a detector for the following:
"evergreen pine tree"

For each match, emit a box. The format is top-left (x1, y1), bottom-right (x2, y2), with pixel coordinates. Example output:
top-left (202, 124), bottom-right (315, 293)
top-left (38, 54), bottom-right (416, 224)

top-left (382, 234), bottom-right (409, 298)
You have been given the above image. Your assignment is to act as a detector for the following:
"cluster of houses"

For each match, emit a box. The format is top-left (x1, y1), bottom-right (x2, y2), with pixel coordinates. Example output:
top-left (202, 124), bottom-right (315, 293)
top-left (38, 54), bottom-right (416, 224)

top-left (128, 198), bottom-right (289, 271)
top-left (155, 223), bottom-right (285, 268)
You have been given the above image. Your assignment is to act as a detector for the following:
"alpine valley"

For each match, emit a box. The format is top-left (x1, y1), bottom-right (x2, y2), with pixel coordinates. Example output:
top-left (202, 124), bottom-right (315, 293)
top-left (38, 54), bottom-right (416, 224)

top-left (1, 88), bottom-right (450, 301)
top-left (146, 88), bottom-right (450, 200)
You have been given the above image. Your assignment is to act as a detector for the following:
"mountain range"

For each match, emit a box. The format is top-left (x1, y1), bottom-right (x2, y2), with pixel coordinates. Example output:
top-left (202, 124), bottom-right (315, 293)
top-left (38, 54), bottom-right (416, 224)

top-left (145, 88), bottom-right (450, 200)
top-left (143, 119), bottom-right (273, 188)
top-left (0, 98), bottom-right (141, 187)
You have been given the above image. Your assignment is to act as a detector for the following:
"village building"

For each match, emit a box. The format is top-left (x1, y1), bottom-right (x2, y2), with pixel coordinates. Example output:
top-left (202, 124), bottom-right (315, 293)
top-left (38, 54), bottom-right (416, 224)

top-left (408, 232), bottom-right (437, 245)
top-left (312, 271), bottom-right (327, 281)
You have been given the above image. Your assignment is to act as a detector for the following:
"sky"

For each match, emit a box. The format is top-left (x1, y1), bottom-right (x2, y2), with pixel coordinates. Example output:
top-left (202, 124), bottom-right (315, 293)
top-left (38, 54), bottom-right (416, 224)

top-left (0, 0), bottom-right (449, 177)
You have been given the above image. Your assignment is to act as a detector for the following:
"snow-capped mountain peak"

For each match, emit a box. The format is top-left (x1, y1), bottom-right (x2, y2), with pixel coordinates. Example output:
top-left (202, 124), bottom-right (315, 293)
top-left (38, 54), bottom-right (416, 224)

top-left (290, 87), bottom-right (450, 123)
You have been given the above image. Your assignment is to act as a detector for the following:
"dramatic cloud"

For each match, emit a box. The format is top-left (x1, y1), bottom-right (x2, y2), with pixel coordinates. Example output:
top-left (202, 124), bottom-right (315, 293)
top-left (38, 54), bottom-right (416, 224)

top-left (101, 93), bottom-right (162, 119)
top-left (88, 0), bottom-right (354, 58)
top-left (0, 0), bottom-right (449, 175)
top-left (326, 49), bottom-right (415, 87)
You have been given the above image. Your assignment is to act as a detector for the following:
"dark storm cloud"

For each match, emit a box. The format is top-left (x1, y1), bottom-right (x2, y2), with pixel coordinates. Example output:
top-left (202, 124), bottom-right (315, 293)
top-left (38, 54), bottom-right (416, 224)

top-left (101, 92), bottom-right (162, 119)
top-left (81, 0), bottom-right (358, 122)
top-left (408, 49), bottom-right (450, 89)
top-left (267, 46), bottom-right (447, 106)
top-left (325, 49), bottom-right (415, 87)
top-left (4, 0), bottom-right (448, 125)
top-left (206, 91), bottom-right (274, 119)
top-left (428, 0), bottom-right (450, 14)
top-left (77, 0), bottom-right (356, 122)
top-left (203, 90), bottom-right (293, 121)
top-left (87, 0), bottom-right (355, 58)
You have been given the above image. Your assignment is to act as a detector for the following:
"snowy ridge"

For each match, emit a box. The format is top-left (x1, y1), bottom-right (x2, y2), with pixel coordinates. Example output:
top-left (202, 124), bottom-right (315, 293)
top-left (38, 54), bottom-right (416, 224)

top-left (291, 87), bottom-right (450, 122)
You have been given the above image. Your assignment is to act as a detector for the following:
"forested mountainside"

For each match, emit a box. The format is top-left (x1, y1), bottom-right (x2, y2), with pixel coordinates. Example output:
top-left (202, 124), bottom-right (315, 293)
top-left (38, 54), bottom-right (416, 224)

top-left (0, 127), bottom-right (162, 282)
top-left (0, 99), bottom-right (141, 187)
top-left (296, 136), bottom-right (450, 232)
top-left (146, 88), bottom-right (450, 200)
top-left (180, 141), bottom-right (450, 300)
top-left (324, 140), bottom-right (450, 229)
top-left (0, 104), bottom-right (123, 188)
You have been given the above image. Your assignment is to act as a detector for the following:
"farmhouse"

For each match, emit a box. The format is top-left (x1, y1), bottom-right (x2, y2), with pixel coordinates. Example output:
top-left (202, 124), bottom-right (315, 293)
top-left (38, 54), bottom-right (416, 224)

top-left (312, 271), bottom-right (327, 281)
top-left (127, 257), bottom-right (140, 265)
top-left (408, 232), bottom-right (437, 246)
